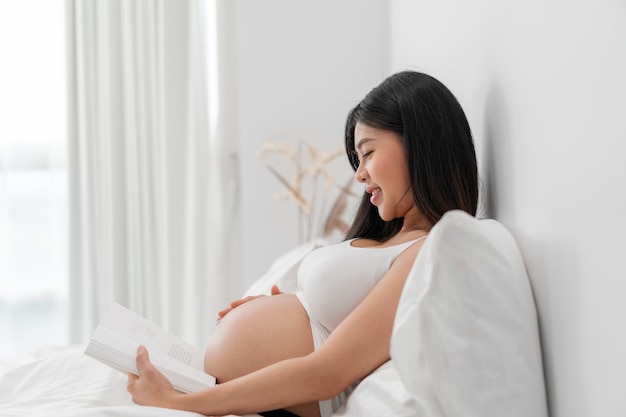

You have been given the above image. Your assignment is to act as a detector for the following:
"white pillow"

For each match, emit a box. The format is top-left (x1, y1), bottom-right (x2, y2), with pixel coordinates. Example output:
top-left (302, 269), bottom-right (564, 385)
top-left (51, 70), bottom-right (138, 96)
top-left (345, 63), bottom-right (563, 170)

top-left (391, 210), bottom-right (548, 417)
top-left (244, 238), bottom-right (328, 296)
top-left (333, 361), bottom-right (421, 417)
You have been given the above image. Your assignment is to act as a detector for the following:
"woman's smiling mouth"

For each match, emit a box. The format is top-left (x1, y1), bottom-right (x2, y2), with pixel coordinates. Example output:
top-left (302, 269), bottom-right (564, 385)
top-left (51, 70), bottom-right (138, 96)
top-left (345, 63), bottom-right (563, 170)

top-left (367, 187), bottom-right (381, 205)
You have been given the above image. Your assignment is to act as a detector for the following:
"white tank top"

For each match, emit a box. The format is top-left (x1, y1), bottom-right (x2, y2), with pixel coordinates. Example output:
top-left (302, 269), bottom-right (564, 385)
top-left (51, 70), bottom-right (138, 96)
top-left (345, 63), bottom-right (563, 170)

top-left (297, 236), bottom-right (426, 332)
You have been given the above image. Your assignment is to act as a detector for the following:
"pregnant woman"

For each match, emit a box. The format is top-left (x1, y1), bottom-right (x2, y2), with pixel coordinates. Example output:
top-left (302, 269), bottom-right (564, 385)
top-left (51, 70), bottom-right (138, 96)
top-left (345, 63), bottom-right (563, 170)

top-left (127, 70), bottom-right (479, 417)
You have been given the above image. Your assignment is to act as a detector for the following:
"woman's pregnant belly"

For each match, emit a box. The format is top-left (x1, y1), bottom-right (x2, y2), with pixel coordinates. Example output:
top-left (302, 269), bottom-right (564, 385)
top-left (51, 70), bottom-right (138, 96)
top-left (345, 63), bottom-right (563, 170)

top-left (204, 293), bottom-right (314, 383)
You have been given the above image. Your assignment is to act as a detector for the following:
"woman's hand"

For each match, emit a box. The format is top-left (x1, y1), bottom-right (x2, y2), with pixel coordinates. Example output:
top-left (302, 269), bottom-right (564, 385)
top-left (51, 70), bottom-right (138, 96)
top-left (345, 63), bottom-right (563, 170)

top-left (216, 284), bottom-right (283, 322)
top-left (127, 345), bottom-right (180, 408)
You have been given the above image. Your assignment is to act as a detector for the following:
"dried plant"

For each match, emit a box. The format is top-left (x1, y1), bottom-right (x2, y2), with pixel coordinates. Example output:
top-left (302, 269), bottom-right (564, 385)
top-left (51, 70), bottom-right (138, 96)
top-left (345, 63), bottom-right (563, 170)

top-left (258, 140), bottom-right (359, 242)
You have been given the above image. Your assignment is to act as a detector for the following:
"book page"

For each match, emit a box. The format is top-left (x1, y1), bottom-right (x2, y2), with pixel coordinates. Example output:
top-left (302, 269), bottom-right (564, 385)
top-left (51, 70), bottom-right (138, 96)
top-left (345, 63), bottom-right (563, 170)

top-left (100, 303), bottom-right (204, 371)
top-left (85, 324), bottom-right (215, 393)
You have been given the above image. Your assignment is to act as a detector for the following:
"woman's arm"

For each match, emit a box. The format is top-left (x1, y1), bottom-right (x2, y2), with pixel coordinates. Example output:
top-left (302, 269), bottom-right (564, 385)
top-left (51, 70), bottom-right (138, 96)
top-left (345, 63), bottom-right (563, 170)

top-left (128, 240), bottom-right (424, 415)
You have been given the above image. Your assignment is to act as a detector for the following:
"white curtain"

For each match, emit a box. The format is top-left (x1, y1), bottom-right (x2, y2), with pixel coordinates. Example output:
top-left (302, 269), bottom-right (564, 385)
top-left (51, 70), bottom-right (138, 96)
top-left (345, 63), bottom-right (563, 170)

top-left (65, 0), bottom-right (238, 347)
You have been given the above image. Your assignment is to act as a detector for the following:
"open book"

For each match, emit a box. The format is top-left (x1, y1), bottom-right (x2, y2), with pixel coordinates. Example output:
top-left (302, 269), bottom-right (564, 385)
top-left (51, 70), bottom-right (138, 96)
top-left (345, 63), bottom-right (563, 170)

top-left (84, 302), bottom-right (216, 393)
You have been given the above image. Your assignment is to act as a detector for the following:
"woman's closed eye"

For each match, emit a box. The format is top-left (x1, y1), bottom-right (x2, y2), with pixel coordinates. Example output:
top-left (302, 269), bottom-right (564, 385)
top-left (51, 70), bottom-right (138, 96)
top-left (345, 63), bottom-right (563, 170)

top-left (360, 151), bottom-right (373, 161)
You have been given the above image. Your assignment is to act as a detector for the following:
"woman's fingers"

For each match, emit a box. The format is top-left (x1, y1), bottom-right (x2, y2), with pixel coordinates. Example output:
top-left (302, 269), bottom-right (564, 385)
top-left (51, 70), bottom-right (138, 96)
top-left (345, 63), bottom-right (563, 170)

top-left (127, 371), bottom-right (139, 389)
top-left (216, 307), bottom-right (231, 319)
top-left (216, 287), bottom-right (286, 322)
top-left (127, 346), bottom-right (177, 407)
top-left (230, 295), bottom-right (258, 308)
top-left (135, 345), bottom-right (153, 373)
top-left (217, 294), bottom-right (265, 321)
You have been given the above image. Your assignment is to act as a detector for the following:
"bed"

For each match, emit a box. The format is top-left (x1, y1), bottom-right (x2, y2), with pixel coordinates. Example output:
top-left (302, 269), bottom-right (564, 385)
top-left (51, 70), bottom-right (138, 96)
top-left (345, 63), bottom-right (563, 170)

top-left (0, 211), bottom-right (548, 417)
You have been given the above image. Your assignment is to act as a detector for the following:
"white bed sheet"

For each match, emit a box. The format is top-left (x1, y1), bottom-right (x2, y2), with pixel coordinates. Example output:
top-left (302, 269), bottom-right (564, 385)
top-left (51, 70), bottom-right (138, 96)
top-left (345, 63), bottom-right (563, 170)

top-left (0, 346), bottom-right (258, 417)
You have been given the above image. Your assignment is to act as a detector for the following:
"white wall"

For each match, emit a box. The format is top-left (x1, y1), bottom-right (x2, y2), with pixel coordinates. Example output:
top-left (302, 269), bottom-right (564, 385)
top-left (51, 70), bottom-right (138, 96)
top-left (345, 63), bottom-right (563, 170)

top-left (229, 0), bottom-right (390, 290)
top-left (388, 1), bottom-right (626, 416)
top-left (227, 1), bottom-right (626, 414)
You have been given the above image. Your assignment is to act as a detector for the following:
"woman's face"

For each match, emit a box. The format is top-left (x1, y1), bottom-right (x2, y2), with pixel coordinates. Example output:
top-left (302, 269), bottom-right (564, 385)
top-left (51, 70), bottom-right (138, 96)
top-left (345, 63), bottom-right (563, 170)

top-left (353, 122), bottom-right (422, 225)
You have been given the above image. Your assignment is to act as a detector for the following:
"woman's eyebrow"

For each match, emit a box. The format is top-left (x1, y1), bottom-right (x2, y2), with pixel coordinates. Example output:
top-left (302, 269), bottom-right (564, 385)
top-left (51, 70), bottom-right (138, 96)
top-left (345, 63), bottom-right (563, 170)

top-left (355, 137), bottom-right (375, 151)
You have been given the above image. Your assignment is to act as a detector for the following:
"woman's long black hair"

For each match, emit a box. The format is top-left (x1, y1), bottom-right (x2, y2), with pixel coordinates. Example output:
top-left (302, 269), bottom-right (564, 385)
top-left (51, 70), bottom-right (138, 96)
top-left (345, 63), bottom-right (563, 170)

top-left (345, 71), bottom-right (478, 241)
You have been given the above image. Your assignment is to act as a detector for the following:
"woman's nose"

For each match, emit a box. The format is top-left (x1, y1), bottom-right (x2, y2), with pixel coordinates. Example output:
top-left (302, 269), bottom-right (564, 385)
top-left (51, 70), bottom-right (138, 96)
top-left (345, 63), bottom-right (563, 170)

top-left (355, 163), bottom-right (367, 183)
